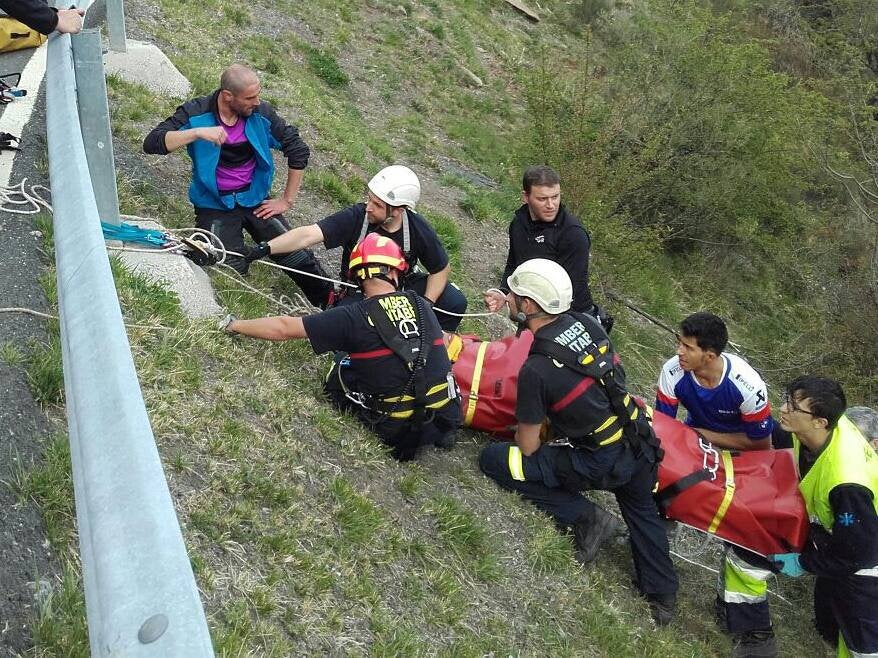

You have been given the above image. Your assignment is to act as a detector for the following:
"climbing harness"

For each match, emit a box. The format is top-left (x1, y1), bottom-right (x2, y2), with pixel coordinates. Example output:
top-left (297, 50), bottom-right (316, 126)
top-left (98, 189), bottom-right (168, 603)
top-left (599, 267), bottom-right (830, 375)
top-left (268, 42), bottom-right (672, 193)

top-left (530, 312), bottom-right (659, 459)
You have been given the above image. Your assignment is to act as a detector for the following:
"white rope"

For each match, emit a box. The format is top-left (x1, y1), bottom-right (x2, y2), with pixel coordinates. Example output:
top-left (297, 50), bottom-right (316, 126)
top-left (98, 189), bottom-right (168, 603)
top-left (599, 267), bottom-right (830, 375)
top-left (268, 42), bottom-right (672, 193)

top-left (170, 227), bottom-right (228, 265)
top-left (0, 178), bottom-right (53, 214)
top-left (0, 307), bottom-right (172, 331)
top-left (667, 550), bottom-right (792, 605)
top-left (110, 225), bottom-right (500, 320)
top-left (211, 264), bottom-right (301, 315)
top-left (225, 246), bottom-right (358, 289)
top-left (0, 306), bottom-right (56, 320)
top-left (107, 243), bottom-right (188, 255)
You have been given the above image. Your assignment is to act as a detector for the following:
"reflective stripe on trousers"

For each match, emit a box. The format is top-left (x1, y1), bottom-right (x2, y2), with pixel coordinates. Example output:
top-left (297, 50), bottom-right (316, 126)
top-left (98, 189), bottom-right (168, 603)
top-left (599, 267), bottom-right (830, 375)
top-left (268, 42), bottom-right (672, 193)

top-left (508, 445), bottom-right (526, 482)
top-left (719, 545), bottom-right (772, 604)
top-left (841, 633), bottom-right (878, 658)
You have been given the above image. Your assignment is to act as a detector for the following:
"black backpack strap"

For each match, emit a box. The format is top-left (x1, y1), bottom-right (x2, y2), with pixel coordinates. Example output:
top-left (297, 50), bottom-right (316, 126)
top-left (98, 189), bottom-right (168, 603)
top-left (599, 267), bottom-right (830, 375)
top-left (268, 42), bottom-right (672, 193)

top-left (364, 291), bottom-right (432, 369)
top-left (654, 469), bottom-right (713, 513)
top-left (530, 315), bottom-right (654, 460)
top-left (357, 214), bottom-right (370, 244)
top-left (401, 210), bottom-right (411, 262)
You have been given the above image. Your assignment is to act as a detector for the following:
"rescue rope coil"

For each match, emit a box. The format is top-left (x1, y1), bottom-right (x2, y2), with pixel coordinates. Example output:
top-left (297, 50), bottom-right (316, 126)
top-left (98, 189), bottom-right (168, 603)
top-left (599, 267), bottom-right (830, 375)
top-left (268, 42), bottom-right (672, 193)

top-left (0, 178), bottom-right (53, 214)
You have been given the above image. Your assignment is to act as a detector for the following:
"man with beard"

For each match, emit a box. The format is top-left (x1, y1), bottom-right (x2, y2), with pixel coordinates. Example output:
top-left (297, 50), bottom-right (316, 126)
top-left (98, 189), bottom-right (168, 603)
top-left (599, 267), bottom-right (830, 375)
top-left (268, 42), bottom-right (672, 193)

top-left (143, 64), bottom-right (331, 307)
top-left (245, 165), bottom-right (468, 331)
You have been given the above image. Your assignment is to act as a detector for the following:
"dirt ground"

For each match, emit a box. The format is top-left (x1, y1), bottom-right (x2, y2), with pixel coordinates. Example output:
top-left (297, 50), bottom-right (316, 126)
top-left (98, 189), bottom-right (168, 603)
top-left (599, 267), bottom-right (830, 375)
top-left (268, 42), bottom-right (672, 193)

top-left (0, 92), bottom-right (58, 657)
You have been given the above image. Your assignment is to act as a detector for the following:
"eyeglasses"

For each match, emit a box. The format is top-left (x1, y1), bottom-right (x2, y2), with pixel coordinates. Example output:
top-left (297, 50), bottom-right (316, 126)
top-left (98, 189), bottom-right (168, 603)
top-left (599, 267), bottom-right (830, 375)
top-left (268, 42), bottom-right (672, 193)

top-left (783, 393), bottom-right (816, 416)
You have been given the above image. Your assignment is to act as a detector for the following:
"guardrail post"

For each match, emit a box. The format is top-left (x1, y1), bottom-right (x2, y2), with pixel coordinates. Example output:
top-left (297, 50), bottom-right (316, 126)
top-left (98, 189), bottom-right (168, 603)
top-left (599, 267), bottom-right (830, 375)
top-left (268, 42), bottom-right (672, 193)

top-left (105, 0), bottom-right (127, 52)
top-left (71, 28), bottom-right (121, 226)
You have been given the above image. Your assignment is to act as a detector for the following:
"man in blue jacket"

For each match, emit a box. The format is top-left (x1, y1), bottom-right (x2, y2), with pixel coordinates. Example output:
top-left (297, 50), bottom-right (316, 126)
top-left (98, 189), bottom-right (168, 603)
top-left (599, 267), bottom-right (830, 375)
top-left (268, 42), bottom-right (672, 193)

top-left (143, 64), bottom-right (331, 307)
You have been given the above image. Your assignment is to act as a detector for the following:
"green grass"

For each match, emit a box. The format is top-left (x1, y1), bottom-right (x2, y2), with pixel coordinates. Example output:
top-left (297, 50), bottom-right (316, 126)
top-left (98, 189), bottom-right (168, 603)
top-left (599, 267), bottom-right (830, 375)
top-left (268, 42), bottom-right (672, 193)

top-left (32, 561), bottom-right (89, 658)
top-left (423, 210), bottom-right (463, 268)
top-left (0, 340), bottom-right (25, 365)
top-left (26, 336), bottom-right (64, 406)
top-left (301, 44), bottom-right (349, 88)
top-left (8, 433), bottom-right (75, 549)
top-left (423, 494), bottom-right (502, 582)
top-left (305, 169), bottom-right (362, 207)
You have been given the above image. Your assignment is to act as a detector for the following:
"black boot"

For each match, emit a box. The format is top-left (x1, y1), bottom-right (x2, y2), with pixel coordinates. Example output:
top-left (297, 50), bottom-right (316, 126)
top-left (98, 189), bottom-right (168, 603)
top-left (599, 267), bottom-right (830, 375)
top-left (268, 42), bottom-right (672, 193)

top-left (572, 507), bottom-right (620, 565)
top-left (731, 629), bottom-right (777, 658)
top-left (645, 593), bottom-right (676, 627)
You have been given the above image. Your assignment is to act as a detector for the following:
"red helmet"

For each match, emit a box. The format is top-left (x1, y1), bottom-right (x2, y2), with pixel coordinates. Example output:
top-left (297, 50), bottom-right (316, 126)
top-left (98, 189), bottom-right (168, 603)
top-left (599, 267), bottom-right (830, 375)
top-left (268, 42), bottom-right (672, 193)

top-left (347, 232), bottom-right (408, 281)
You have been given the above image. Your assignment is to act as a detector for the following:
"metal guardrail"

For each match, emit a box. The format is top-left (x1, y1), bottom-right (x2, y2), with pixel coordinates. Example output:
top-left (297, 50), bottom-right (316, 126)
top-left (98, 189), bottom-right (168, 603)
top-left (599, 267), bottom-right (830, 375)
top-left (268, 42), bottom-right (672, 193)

top-left (45, 30), bottom-right (214, 657)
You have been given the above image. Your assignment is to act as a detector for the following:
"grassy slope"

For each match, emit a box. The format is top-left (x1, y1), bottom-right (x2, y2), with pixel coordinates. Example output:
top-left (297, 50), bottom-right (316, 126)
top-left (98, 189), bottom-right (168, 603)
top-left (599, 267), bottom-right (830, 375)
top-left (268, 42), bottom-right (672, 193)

top-left (8, 1), bottom-right (837, 656)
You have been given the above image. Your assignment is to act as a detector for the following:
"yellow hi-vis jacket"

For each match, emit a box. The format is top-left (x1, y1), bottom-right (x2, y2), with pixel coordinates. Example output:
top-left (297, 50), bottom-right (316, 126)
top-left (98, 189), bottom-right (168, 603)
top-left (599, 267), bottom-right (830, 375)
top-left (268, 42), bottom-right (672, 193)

top-left (794, 415), bottom-right (878, 532)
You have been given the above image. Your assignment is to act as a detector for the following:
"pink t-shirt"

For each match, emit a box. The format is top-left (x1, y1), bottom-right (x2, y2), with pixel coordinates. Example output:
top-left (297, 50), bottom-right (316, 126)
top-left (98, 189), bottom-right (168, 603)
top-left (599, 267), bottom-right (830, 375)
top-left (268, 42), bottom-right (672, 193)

top-left (215, 117), bottom-right (256, 193)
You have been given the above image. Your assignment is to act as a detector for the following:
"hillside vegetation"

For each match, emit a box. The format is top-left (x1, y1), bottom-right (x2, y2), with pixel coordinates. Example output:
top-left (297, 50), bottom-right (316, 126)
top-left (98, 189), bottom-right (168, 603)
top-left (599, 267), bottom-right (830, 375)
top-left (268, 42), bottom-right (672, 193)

top-left (11, 0), bottom-right (878, 656)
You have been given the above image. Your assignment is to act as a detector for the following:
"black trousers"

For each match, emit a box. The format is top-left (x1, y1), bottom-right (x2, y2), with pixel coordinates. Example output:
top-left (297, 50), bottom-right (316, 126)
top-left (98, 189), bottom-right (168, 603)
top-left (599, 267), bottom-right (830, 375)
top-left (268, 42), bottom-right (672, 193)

top-left (323, 358), bottom-right (460, 461)
top-left (479, 441), bottom-right (678, 597)
top-left (194, 206), bottom-right (332, 308)
top-left (813, 573), bottom-right (878, 654)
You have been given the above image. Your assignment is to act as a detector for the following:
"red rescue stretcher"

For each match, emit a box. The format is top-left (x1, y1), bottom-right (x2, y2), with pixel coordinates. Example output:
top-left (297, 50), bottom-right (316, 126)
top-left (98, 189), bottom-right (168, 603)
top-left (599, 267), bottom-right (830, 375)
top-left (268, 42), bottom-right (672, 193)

top-left (451, 333), bottom-right (809, 556)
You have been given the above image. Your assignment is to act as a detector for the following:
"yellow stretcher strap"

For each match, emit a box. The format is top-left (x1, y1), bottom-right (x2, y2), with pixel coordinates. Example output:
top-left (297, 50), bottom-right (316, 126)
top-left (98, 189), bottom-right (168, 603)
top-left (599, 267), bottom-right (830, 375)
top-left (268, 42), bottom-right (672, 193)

top-left (708, 450), bottom-right (736, 534)
top-left (464, 341), bottom-right (489, 426)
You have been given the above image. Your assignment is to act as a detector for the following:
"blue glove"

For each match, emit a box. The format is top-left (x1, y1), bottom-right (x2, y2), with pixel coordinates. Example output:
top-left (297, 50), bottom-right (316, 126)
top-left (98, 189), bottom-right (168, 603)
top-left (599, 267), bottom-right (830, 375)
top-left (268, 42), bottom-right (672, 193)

top-left (769, 553), bottom-right (805, 577)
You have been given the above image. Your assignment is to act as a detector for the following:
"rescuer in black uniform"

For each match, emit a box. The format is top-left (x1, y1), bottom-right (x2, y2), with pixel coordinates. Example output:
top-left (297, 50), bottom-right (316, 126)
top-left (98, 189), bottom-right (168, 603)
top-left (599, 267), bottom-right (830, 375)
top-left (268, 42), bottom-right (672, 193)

top-left (223, 232), bottom-right (460, 460)
top-left (245, 165), bottom-right (468, 331)
top-left (483, 166), bottom-right (611, 331)
top-left (478, 258), bottom-right (678, 625)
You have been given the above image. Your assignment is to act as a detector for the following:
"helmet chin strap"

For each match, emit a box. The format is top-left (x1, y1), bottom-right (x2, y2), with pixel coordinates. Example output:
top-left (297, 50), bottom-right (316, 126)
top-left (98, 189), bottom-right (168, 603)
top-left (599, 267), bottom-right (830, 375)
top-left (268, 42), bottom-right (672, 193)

top-left (512, 300), bottom-right (551, 335)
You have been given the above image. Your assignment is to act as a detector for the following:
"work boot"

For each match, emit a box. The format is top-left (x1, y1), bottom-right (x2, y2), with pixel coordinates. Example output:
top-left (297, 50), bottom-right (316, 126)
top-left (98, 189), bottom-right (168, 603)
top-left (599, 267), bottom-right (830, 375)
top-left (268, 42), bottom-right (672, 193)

top-left (645, 593), bottom-right (676, 627)
top-left (434, 431), bottom-right (456, 450)
top-left (572, 507), bottom-right (620, 566)
top-left (731, 629), bottom-right (777, 658)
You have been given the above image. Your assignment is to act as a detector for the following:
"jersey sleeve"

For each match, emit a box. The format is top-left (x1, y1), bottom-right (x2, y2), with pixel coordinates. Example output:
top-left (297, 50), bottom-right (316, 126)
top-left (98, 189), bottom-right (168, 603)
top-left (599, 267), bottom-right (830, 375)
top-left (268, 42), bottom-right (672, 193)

top-left (654, 358), bottom-right (681, 418)
top-left (799, 484), bottom-right (878, 577)
top-left (302, 306), bottom-right (357, 355)
top-left (317, 204), bottom-right (363, 250)
top-left (515, 361), bottom-right (549, 425)
top-left (738, 382), bottom-right (774, 439)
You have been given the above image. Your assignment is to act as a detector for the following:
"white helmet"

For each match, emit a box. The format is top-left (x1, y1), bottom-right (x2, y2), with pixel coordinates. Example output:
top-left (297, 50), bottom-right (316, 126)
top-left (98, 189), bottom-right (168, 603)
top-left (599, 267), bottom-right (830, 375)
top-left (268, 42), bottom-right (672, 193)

top-left (507, 258), bottom-right (572, 314)
top-left (368, 165), bottom-right (421, 210)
